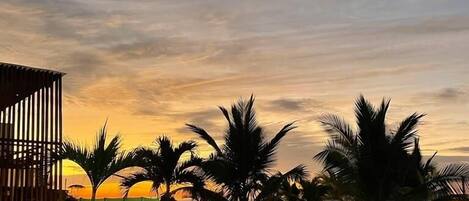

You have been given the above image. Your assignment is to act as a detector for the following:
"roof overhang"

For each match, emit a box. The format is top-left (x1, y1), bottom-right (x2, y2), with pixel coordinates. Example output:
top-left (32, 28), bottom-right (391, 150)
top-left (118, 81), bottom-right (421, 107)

top-left (0, 62), bottom-right (65, 110)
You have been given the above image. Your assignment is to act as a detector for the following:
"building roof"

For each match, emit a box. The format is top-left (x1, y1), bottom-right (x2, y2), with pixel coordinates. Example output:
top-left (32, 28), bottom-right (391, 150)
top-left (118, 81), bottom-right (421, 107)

top-left (0, 62), bottom-right (65, 76)
top-left (0, 62), bottom-right (65, 110)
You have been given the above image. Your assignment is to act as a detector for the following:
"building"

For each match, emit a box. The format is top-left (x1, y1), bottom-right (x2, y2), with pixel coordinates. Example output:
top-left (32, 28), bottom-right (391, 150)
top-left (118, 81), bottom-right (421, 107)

top-left (0, 62), bottom-right (64, 201)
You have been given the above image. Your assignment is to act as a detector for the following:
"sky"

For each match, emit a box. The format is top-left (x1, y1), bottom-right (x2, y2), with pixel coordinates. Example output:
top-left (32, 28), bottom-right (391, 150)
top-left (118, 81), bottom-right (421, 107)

top-left (1, 0), bottom-right (469, 198)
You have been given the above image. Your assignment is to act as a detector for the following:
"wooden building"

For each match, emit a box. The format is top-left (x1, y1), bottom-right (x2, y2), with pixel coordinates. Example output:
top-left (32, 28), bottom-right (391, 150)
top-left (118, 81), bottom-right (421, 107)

top-left (0, 63), bottom-right (64, 201)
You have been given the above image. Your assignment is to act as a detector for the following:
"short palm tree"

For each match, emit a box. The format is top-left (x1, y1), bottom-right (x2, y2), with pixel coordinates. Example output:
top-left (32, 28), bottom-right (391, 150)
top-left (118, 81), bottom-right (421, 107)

top-left (187, 96), bottom-right (297, 201)
top-left (297, 177), bottom-right (331, 201)
top-left (61, 123), bottom-right (135, 201)
top-left (121, 136), bottom-right (210, 201)
top-left (254, 165), bottom-right (310, 201)
top-left (402, 139), bottom-right (469, 201)
top-left (314, 96), bottom-right (469, 201)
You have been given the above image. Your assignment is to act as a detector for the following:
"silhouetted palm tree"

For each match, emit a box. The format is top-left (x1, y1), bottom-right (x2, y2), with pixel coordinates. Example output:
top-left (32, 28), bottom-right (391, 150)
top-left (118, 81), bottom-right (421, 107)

top-left (61, 123), bottom-right (135, 201)
top-left (121, 136), bottom-right (211, 201)
top-left (187, 96), bottom-right (297, 201)
top-left (254, 165), bottom-right (309, 201)
top-left (313, 171), bottom-right (352, 201)
top-left (314, 96), bottom-right (469, 201)
top-left (401, 139), bottom-right (469, 201)
top-left (287, 177), bottom-right (332, 201)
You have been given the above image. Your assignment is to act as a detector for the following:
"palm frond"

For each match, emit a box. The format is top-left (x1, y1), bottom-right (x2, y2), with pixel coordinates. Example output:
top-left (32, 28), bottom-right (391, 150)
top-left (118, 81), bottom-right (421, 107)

top-left (256, 165), bottom-right (307, 201)
top-left (176, 156), bottom-right (203, 173)
top-left (199, 159), bottom-right (234, 185)
top-left (282, 164), bottom-right (309, 182)
top-left (434, 163), bottom-right (469, 180)
top-left (104, 152), bottom-right (137, 187)
top-left (187, 124), bottom-right (222, 154)
top-left (425, 152), bottom-right (438, 174)
top-left (172, 186), bottom-right (227, 201)
top-left (121, 171), bottom-right (152, 196)
top-left (320, 114), bottom-right (356, 149)
top-left (374, 98), bottom-right (391, 129)
top-left (243, 95), bottom-right (257, 132)
top-left (392, 113), bottom-right (425, 151)
top-left (314, 143), bottom-right (355, 182)
top-left (174, 140), bottom-right (197, 157)
top-left (174, 170), bottom-right (205, 188)
top-left (259, 122), bottom-right (296, 167)
top-left (62, 123), bottom-right (135, 199)
top-left (61, 140), bottom-right (93, 180)
top-left (155, 136), bottom-right (174, 155)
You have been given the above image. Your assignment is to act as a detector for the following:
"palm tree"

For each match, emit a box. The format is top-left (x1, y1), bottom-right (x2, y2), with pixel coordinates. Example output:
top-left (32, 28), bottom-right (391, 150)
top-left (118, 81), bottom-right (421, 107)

top-left (255, 171), bottom-right (331, 201)
top-left (312, 172), bottom-right (352, 201)
top-left (187, 96), bottom-right (297, 201)
top-left (60, 123), bottom-right (135, 201)
top-left (301, 178), bottom-right (331, 201)
top-left (314, 95), bottom-right (469, 201)
top-left (401, 140), bottom-right (469, 201)
top-left (254, 165), bottom-right (310, 201)
top-left (121, 136), bottom-right (211, 201)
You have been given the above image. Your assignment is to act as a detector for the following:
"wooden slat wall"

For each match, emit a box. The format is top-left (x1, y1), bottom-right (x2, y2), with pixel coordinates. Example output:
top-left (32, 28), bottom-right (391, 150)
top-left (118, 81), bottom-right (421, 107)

top-left (0, 66), bottom-right (63, 201)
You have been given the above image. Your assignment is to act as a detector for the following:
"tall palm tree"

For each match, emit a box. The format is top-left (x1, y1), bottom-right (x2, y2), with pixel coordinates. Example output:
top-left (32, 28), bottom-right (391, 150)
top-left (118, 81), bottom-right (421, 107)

top-left (121, 136), bottom-right (211, 201)
top-left (187, 96), bottom-right (297, 201)
top-left (314, 95), bottom-right (469, 201)
top-left (61, 123), bottom-right (135, 201)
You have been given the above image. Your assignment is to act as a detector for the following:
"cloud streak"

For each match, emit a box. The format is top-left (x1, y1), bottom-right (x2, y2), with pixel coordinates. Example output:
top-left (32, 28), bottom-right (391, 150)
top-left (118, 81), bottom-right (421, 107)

top-left (2, 0), bottom-right (469, 197)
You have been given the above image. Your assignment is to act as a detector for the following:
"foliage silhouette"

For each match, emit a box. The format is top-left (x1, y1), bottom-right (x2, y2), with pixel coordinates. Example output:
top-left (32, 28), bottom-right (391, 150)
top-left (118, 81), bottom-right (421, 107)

top-left (59, 95), bottom-right (469, 201)
top-left (121, 136), bottom-right (214, 201)
top-left (314, 95), bottom-right (469, 201)
top-left (254, 164), bottom-right (310, 201)
top-left (187, 95), bottom-right (300, 201)
top-left (60, 123), bottom-right (135, 201)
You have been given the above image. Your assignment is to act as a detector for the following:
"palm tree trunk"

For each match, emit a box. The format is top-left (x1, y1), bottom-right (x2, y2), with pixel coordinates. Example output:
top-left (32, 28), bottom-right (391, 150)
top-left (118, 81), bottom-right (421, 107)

top-left (91, 187), bottom-right (97, 201)
top-left (166, 182), bottom-right (171, 195)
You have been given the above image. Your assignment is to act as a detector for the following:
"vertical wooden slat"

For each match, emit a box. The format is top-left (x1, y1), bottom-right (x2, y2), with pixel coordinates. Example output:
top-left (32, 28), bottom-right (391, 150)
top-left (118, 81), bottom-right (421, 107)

top-left (58, 77), bottom-right (63, 200)
top-left (54, 79), bottom-right (59, 197)
top-left (10, 104), bottom-right (16, 201)
top-left (36, 78), bottom-right (41, 201)
top-left (41, 74), bottom-right (46, 201)
top-left (0, 103), bottom-right (5, 200)
top-left (19, 70), bottom-right (26, 201)
top-left (20, 96), bottom-right (26, 201)
top-left (31, 82), bottom-right (37, 201)
top-left (1, 73), bottom-right (5, 199)
top-left (45, 74), bottom-right (50, 201)
top-left (0, 106), bottom-right (7, 200)
top-left (44, 79), bottom-right (50, 201)
top-left (24, 71), bottom-right (30, 200)
top-left (27, 90), bottom-right (32, 200)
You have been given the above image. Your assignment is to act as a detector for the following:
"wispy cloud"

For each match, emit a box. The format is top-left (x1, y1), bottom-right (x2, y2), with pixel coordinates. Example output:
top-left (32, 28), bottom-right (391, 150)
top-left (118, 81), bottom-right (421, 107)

top-left (2, 0), bottom-right (469, 197)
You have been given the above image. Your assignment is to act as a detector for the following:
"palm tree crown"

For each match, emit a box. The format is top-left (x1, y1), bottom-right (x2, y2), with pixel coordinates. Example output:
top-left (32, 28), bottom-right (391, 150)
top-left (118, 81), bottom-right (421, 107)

top-left (314, 96), bottom-right (469, 201)
top-left (187, 96), bottom-right (297, 201)
top-left (121, 136), bottom-right (208, 201)
top-left (61, 123), bottom-right (135, 201)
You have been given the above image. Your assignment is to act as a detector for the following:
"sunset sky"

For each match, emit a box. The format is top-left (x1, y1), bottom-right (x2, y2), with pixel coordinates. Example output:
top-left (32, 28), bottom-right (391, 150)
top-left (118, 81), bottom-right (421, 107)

top-left (1, 0), bottom-right (469, 198)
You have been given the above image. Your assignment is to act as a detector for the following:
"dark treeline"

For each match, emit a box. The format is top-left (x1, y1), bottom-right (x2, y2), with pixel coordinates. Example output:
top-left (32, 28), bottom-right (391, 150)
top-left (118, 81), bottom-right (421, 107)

top-left (60, 95), bottom-right (469, 201)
